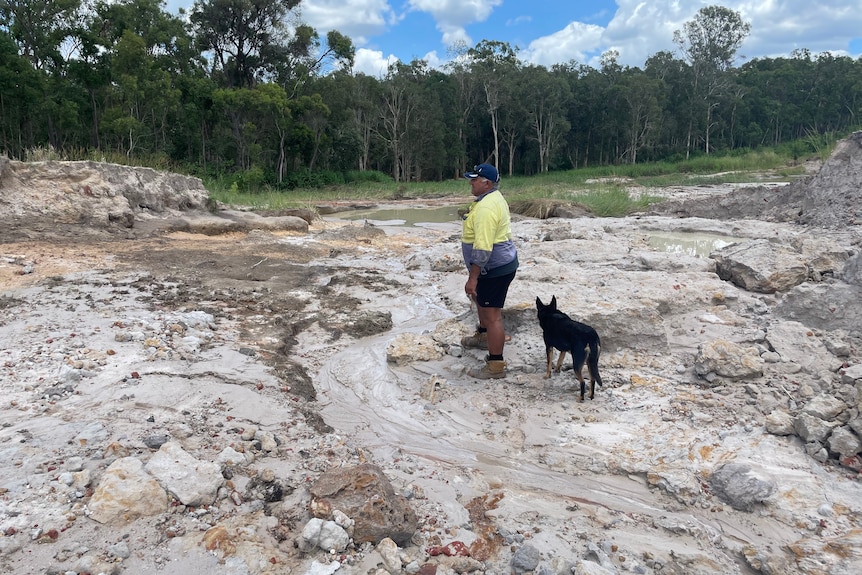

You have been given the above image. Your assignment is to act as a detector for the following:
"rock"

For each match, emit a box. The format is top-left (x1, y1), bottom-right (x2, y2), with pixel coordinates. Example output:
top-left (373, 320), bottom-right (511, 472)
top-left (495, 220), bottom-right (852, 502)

top-left (222, 210), bottom-right (309, 232)
top-left (788, 528), bottom-right (862, 574)
top-left (647, 467), bottom-right (701, 501)
top-left (794, 412), bottom-right (840, 442)
top-left (301, 518), bottom-right (350, 553)
top-left (711, 239), bottom-right (808, 293)
top-left (774, 282), bottom-right (862, 332)
top-left (245, 470), bottom-right (288, 503)
top-left (794, 236), bottom-right (851, 278)
top-left (765, 410), bottom-right (795, 435)
top-left (588, 306), bottom-right (666, 354)
top-left (254, 430), bottom-right (278, 452)
top-left (766, 321), bottom-right (836, 375)
top-left (0, 159), bottom-right (209, 237)
top-left (304, 560), bottom-right (343, 575)
top-left (537, 557), bottom-right (576, 575)
top-left (387, 333), bottom-right (444, 365)
top-left (584, 541), bottom-right (617, 571)
top-left (694, 339), bottom-right (764, 380)
top-left (142, 434), bottom-right (169, 449)
top-left (376, 537), bottom-right (402, 574)
top-left (574, 561), bottom-right (617, 575)
top-left (180, 210), bottom-right (309, 235)
top-left (144, 442), bottom-right (223, 507)
top-left (842, 250), bottom-right (862, 285)
top-left (309, 463), bottom-right (418, 546)
top-left (805, 441), bottom-right (830, 462)
top-left (842, 364), bottom-right (862, 385)
top-left (742, 544), bottom-right (790, 575)
top-left (802, 394), bottom-right (847, 421)
top-left (827, 426), bottom-right (862, 457)
top-left (708, 462), bottom-right (777, 511)
top-left (88, 457), bottom-right (168, 523)
top-left (511, 543), bottom-right (542, 574)
top-left (107, 541), bottom-right (131, 559)
top-left (429, 253), bottom-right (463, 272)
top-left (216, 447), bottom-right (247, 466)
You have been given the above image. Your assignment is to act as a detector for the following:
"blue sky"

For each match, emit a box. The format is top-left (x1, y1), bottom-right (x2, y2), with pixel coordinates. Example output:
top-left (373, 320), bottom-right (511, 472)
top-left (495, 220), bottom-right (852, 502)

top-left (163, 0), bottom-right (862, 77)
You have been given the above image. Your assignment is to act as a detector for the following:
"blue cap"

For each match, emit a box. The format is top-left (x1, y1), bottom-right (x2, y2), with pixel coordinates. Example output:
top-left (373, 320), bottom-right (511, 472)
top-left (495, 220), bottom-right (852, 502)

top-left (464, 163), bottom-right (499, 183)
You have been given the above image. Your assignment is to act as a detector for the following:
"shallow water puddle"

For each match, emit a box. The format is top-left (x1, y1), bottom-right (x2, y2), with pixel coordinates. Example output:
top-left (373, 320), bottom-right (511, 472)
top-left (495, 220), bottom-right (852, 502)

top-left (648, 231), bottom-right (745, 257)
top-left (328, 205), bottom-right (461, 227)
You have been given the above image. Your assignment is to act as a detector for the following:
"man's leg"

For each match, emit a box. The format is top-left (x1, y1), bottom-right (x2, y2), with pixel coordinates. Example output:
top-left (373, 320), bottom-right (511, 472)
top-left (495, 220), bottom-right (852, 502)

top-left (468, 304), bottom-right (507, 379)
top-left (478, 305), bottom-right (505, 356)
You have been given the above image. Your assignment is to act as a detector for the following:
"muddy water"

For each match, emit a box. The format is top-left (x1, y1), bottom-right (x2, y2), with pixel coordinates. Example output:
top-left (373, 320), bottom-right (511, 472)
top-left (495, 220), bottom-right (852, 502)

top-left (648, 231), bottom-right (746, 257)
top-left (317, 326), bottom-right (793, 552)
top-left (327, 205), bottom-right (462, 227)
top-left (313, 276), bottom-right (798, 560)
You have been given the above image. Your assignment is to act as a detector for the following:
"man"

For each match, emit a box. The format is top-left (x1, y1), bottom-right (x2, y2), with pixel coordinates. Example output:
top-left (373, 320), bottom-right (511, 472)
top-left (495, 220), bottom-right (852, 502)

top-left (460, 163), bottom-right (519, 379)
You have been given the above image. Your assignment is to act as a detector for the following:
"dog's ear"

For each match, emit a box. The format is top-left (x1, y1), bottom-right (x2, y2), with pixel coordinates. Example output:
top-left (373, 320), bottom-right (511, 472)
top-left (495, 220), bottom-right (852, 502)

top-left (551, 295), bottom-right (557, 309)
top-left (536, 296), bottom-right (543, 307)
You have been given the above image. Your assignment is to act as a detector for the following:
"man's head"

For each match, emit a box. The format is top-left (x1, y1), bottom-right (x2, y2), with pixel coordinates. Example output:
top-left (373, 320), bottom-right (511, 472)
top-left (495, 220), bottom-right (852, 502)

top-left (465, 163), bottom-right (499, 196)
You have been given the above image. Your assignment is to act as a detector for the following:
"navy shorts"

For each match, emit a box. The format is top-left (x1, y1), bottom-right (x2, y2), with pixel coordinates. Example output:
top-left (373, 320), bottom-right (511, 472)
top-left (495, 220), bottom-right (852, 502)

top-left (476, 271), bottom-right (516, 308)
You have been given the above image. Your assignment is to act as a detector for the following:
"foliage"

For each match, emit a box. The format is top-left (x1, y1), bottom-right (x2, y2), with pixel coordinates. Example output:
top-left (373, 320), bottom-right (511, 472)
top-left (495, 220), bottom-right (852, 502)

top-left (0, 1), bottom-right (859, 188)
top-left (572, 186), bottom-right (660, 217)
top-left (208, 147), bottom-right (804, 219)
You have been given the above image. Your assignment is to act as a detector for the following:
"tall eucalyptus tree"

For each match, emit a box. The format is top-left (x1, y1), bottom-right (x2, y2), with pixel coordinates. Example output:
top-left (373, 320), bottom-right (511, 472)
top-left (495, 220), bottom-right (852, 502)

top-left (673, 5), bottom-right (750, 156)
top-left (467, 40), bottom-right (520, 168)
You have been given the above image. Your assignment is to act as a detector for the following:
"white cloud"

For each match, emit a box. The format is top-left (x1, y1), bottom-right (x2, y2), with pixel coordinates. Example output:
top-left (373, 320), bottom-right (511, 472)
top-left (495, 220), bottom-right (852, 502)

top-left (408, 0), bottom-right (501, 25)
top-left (301, 0), bottom-right (394, 47)
top-left (737, 0), bottom-right (862, 60)
top-left (408, 0), bottom-right (502, 53)
top-left (609, 1), bottom-right (862, 67)
top-left (420, 50), bottom-right (446, 70)
top-left (167, 0), bottom-right (862, 72)
top-left (521, 22), bottom-right (605, 68)
top-left (439, 24), bottom-right (471, 49)
top-left (353, 48), bottom-right (398, 77)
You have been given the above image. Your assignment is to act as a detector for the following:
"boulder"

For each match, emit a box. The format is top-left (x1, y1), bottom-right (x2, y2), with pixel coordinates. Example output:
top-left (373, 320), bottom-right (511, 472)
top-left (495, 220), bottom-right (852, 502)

top-left (708, 462), bottom-right (777, 511)
top-left (386, 332), bottom-right (444, 365)
top-left (774, 282), bottom-right (862, 332)
top-left (765, 410), bottom-right (795, 436)
top-left (694, 339), bottom-right (764, 380)
top-left (144, 442), bottom-right (223, 507)
top-left (827, 426), bottom-right (862, 457)
top-left (794, 412), bottom-right (840, 442)
top-left (711, 239), bottom-right (808, 293)
top-left (309, 463), bottom-right (417, 546)
top-left (88, 457), bottom-right (168, 523)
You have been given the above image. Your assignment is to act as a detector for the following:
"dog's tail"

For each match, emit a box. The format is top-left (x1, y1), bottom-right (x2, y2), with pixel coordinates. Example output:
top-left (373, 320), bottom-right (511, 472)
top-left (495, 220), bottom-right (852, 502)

top-left (588, 336), bottom-right (602, 387)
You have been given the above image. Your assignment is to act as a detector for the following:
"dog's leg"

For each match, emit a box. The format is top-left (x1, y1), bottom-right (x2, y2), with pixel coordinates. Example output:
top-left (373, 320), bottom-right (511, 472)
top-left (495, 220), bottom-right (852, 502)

top-left (555, 350), bottom-right (566, 374)
top-left (576, 368), bottom-right (586, 402)
top-left (587, 341), bottom-right (602, 399)
top-left (571, 346), bottom-right (587, 402)
top-left (545, 347), bottom-right (554, 378)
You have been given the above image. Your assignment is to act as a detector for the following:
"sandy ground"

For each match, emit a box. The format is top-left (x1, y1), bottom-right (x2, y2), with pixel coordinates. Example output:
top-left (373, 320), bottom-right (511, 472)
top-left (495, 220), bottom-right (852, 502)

top-left (1, 182), bottom-right (862, 575)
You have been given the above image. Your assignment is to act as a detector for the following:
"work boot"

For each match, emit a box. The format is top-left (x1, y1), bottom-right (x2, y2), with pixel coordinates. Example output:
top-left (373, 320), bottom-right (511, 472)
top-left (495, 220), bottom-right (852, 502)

top-left (467, 359), bottom-right (507, 379)
top-left (461, 330), bottom-right (488, 350)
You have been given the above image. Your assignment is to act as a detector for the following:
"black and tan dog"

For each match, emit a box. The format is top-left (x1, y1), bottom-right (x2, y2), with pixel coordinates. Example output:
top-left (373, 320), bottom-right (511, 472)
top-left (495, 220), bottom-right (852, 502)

top-left (535, 296), bottom-right (603, 401)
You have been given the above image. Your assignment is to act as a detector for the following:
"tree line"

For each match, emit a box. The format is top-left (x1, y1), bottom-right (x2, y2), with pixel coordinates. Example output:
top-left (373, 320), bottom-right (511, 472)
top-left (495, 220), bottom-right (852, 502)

top-left (1, 1), bottom-right (860, 187)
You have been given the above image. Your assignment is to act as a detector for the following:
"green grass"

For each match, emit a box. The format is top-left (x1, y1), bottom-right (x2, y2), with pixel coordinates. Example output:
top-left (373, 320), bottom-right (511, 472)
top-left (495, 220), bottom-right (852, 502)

top-left (207, 147), bottom-right (808, 217)
top-left (23, 141), bottom-right (817, 217)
